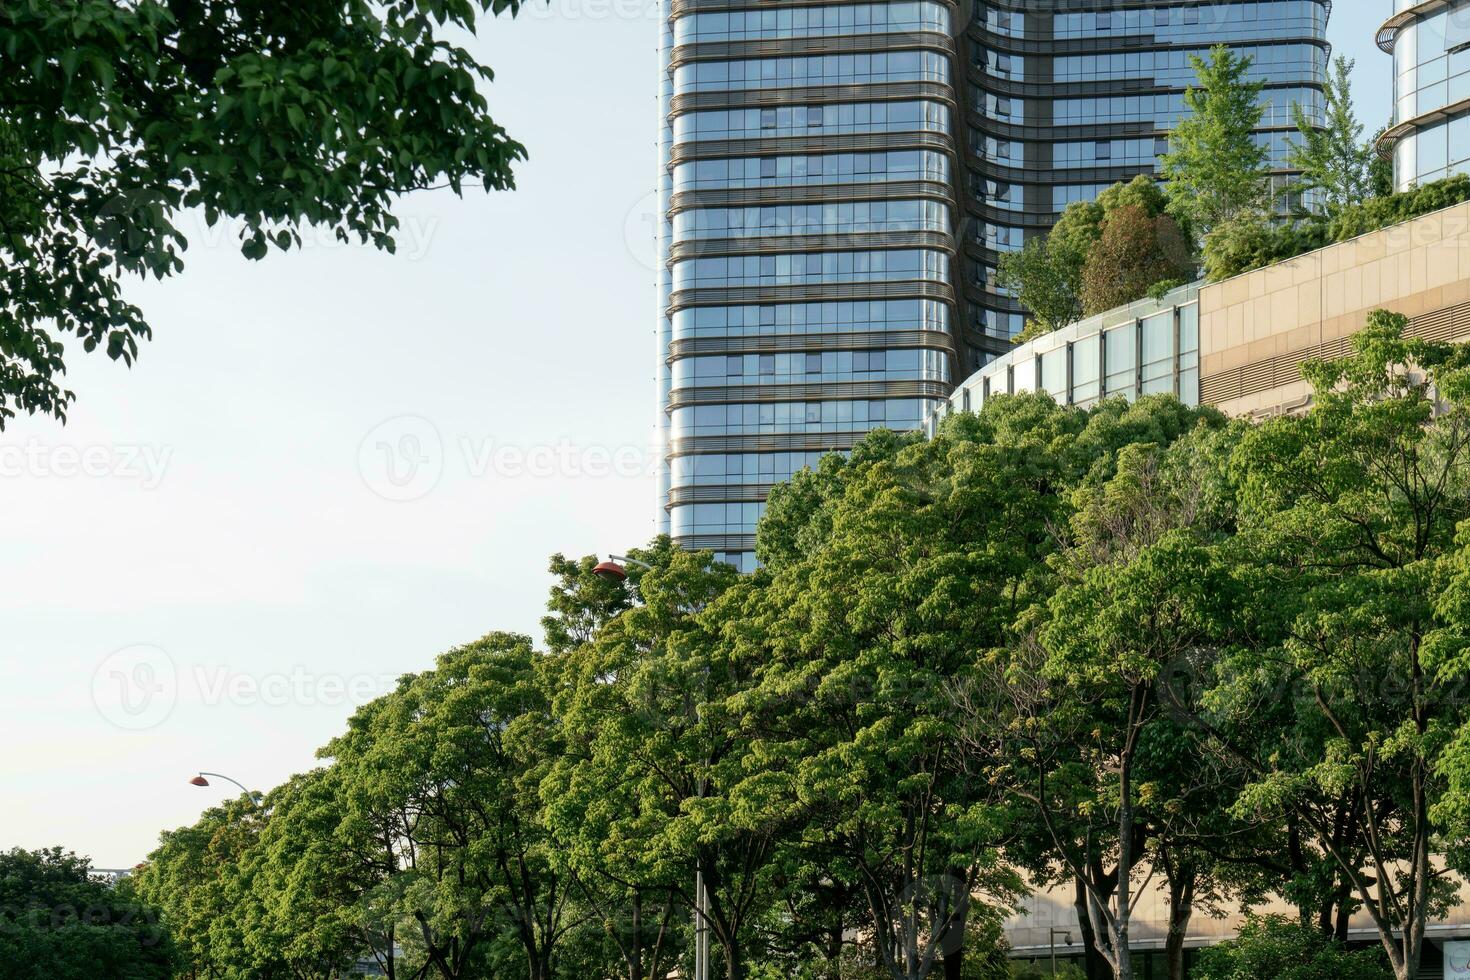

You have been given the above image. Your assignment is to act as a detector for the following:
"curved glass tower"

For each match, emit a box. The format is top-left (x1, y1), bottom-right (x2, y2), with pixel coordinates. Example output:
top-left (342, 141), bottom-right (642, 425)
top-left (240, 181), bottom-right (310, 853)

top-left (1379, 0), bottom-right (1470, 190)
top-left (969, 1), bottom-right (1330, 339)
top-left (659, 0), bottom-right (962, 571)
top-left (658, 1), bottom-right (1329, 572)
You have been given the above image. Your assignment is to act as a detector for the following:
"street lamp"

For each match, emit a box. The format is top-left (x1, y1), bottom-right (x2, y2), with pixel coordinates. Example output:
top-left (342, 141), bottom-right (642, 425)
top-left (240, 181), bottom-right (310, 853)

top-left (1049, 928), bottom-right (1073, 976)
top-left (592, 553), bottom-right (653, 582)
top-left (593, 552), bottom-right (711, 980)
top-left (188, 772), bottom-right (251, 795)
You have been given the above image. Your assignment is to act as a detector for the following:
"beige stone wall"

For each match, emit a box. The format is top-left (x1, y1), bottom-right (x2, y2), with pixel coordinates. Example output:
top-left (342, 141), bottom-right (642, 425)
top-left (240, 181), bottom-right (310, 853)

top-left (1200, 201), bottom-right (1470, 416)
top-left (1004, 874), bottom-right (1470, 957)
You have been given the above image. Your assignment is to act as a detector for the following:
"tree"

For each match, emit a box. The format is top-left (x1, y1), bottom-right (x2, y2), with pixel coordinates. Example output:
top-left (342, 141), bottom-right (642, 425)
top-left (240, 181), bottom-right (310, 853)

top-left (0, 847), bottom-right (176, 980)
top-left (1201, 311), bottom-right (1470, 980)
top-left (1000, 176), bottom-right (1196, 338)
top-left (0, 0), bottom-right (533, 427)
top-left (133, 794), bottom-right (267, 978)
top-left (1001, 419), bottom-right (1235, 980)
top-left (1160, 45), bottom-right (1270, 241)
top-left (1287, 57), bottom-right (1378, 217)
top-left (326, 632), bottom-right (576, 980)
top-left (997, 198), bottom-right (1103, 338)
top-left (1078, 204), bottom-right (1193, 317)
top-left (747, 395), bottom-right (1214, 980)
top-left (243, 769), bottom-right (395, 979)
top-left (544, 540), bottom-right (769, 980)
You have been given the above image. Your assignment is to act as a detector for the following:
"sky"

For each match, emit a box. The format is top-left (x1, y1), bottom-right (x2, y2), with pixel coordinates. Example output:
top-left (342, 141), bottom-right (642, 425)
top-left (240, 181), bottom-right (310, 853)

top-left (0, 4), bottom-right (1393, 869)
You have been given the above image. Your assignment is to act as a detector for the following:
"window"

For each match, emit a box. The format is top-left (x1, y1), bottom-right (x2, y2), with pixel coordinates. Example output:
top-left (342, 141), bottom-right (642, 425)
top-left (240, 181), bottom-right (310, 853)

top-left (726, 355), bottom-right (743, 376)
top-left (806, 403), bottom-right (821, 423)
top-left (808, 106), bottom-right (823, 127)
top-left (806, 353), bottom-right (823, 373)
top-left (1096, 141), bottom-right (1112, 160)
top-left (759, 354), bottom-right (775, 375)
top-left (760, 157), bottom-right (776, 178)
top-left (869, 400), bottom-right (886, 422)
top-left (760, 108), bottom-right (776, 129)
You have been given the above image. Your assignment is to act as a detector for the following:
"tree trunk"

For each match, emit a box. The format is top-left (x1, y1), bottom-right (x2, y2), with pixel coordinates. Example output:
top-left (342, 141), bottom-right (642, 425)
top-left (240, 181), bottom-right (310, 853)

top-left (629, 891), bottom-right (643, 980)
top-left (1164, 860), bottom-right (1196, 980)
top-left (1073, 878), bottom-right (1106, 980)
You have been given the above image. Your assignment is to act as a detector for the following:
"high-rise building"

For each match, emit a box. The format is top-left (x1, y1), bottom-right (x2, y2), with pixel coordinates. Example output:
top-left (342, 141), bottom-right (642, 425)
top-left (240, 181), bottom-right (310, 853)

top-left (658, 1), bottom-right (1330, 571)
top-left (1380, 0), bottom-right (1470, 191)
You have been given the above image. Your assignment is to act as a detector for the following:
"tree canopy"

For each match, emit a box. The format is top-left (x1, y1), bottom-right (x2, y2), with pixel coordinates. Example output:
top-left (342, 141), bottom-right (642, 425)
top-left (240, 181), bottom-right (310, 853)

top-left (0, 0), bottom-right (534, 427)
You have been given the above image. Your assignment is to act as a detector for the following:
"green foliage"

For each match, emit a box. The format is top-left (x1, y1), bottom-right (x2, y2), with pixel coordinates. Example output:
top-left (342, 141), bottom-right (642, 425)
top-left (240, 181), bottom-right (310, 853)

top-left (1007, 964), bottom-right (1084, 980)
top-left (0, 847), bottom-right (176, 980)
top-left (1160, 45), bottom-right (1270, 241)
top-left (114, 313), bottom-right (1470, 980)
top-left (1001, 175), bottom-right (1196, 338)
top-left (1193, 916), bottom-right (1391, 980)
top-left (996, 193), bottom-right (1111, 336)
top-left (1079, 204), bottom-right (1194, 316)
top-left (1287, 57), bottom-right (1378, 217)
top-left (0, 0), bottom-right (534, 427)
top-left (1204, 174), bottom-right (1470, 281)
top-left (996, 235), bottom-right (1087, 337)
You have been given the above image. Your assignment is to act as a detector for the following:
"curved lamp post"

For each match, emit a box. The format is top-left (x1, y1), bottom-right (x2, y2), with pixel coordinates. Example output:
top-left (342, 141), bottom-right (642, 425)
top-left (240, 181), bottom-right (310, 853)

top-left (188, 772), bottom-right (251, 795)
top-left (592, 553), bottom-right (711, 978)
top-left (592, 553), bottom-right (653, 582)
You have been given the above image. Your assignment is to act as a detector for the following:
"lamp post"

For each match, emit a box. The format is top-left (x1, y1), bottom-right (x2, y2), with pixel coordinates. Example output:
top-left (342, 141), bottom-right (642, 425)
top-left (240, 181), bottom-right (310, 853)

top-left (592, 553), bottom-right (654, 581)
top-left (592, 553), bottom-right (709, 980)
top-left (1049, 928), bottom-right (1073, 976)
top-left (188, 772), bottom-right (251, 795)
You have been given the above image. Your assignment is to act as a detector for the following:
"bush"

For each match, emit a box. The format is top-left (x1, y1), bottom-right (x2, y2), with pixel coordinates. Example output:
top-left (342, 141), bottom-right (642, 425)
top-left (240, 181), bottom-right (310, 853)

top-left (1008, 962), bottom-right (1085, 980)
top-left (1192, 916), bottom-right (1391, 980)
top-left (1205, 174), bottom-right (1470, 281)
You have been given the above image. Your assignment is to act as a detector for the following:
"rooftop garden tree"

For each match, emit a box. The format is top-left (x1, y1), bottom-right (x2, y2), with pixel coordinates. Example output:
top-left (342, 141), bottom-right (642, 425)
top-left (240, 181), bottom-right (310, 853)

top-left (1160, 46), bottom-right (1271, 246)
top-left (1287, 57), bottom-right (1380, 218)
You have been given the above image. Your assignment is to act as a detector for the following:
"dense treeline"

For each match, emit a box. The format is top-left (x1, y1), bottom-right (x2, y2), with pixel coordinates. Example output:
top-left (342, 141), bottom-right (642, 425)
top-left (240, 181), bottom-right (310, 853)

top-left (122, 315), bottom-right (1470, 980)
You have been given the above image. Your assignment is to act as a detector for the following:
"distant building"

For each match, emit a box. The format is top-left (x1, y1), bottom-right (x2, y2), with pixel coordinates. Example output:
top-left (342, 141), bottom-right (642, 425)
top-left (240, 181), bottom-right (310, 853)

top-left (656, 1), bottom-right (1329, 571)
top-left (932, 199), bottom-right (1470, 426)
top-left (1379, 0), bottom-right (1470, 191)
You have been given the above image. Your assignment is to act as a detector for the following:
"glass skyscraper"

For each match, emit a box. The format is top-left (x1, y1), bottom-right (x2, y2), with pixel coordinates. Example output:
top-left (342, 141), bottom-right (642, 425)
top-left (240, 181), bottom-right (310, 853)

top-left (658, 1), bottom-right (1330, 572)
top-left (1380, 0), bottom-right (1470, 190)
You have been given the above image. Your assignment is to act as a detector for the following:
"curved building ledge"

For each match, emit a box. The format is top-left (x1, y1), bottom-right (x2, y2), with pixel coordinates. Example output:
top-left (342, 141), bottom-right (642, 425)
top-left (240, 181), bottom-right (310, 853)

top-left (668, 279), bottom-right (955, 313)
top-left (669, 378), bottom-right (952, 408)
top-left (668, 230), bottom-right (956, 263)
top-left (666, 484), bottom-right (775, 508)
top-left (670, 131), bottom-right (956, 165)
top-left (669, 0), bottom-right (957, 18)
top-left (669, 430), bottom-right (871, 455)
top-left (1377, 95), bottom-right (1470, 160)
top-left (670, 81), bottom-right (955, 116)
top-left (671, 533), bottom-right (757, 554)
top-left (670, 32), bottom-right (954, 68)
top-left (670, 180), bottom-right (956, 214)
top-left (1377, 0), bottom-right (1457, 54)
top-left (669, 328), bottom-right (956, 360)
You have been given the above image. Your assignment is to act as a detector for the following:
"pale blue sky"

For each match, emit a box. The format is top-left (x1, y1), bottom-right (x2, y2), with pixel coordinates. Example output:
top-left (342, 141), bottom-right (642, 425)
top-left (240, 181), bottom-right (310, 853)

top-left (0, 4), bottom-right (1393, 867)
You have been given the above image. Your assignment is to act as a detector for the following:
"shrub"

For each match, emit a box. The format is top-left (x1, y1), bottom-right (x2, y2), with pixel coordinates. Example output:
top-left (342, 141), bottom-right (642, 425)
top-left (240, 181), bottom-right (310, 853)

top-left (1192, 916), bottom-right (1391, 980)
top-left (1205, 174), bottom-right (1470, 281)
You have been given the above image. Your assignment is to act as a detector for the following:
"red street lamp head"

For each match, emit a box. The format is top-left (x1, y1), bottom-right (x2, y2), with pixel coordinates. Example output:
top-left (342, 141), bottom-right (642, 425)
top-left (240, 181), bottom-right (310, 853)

top-left (189, 775), bottom-right (210, 787)
top-left (592, 560), bottom-right (627, 582)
